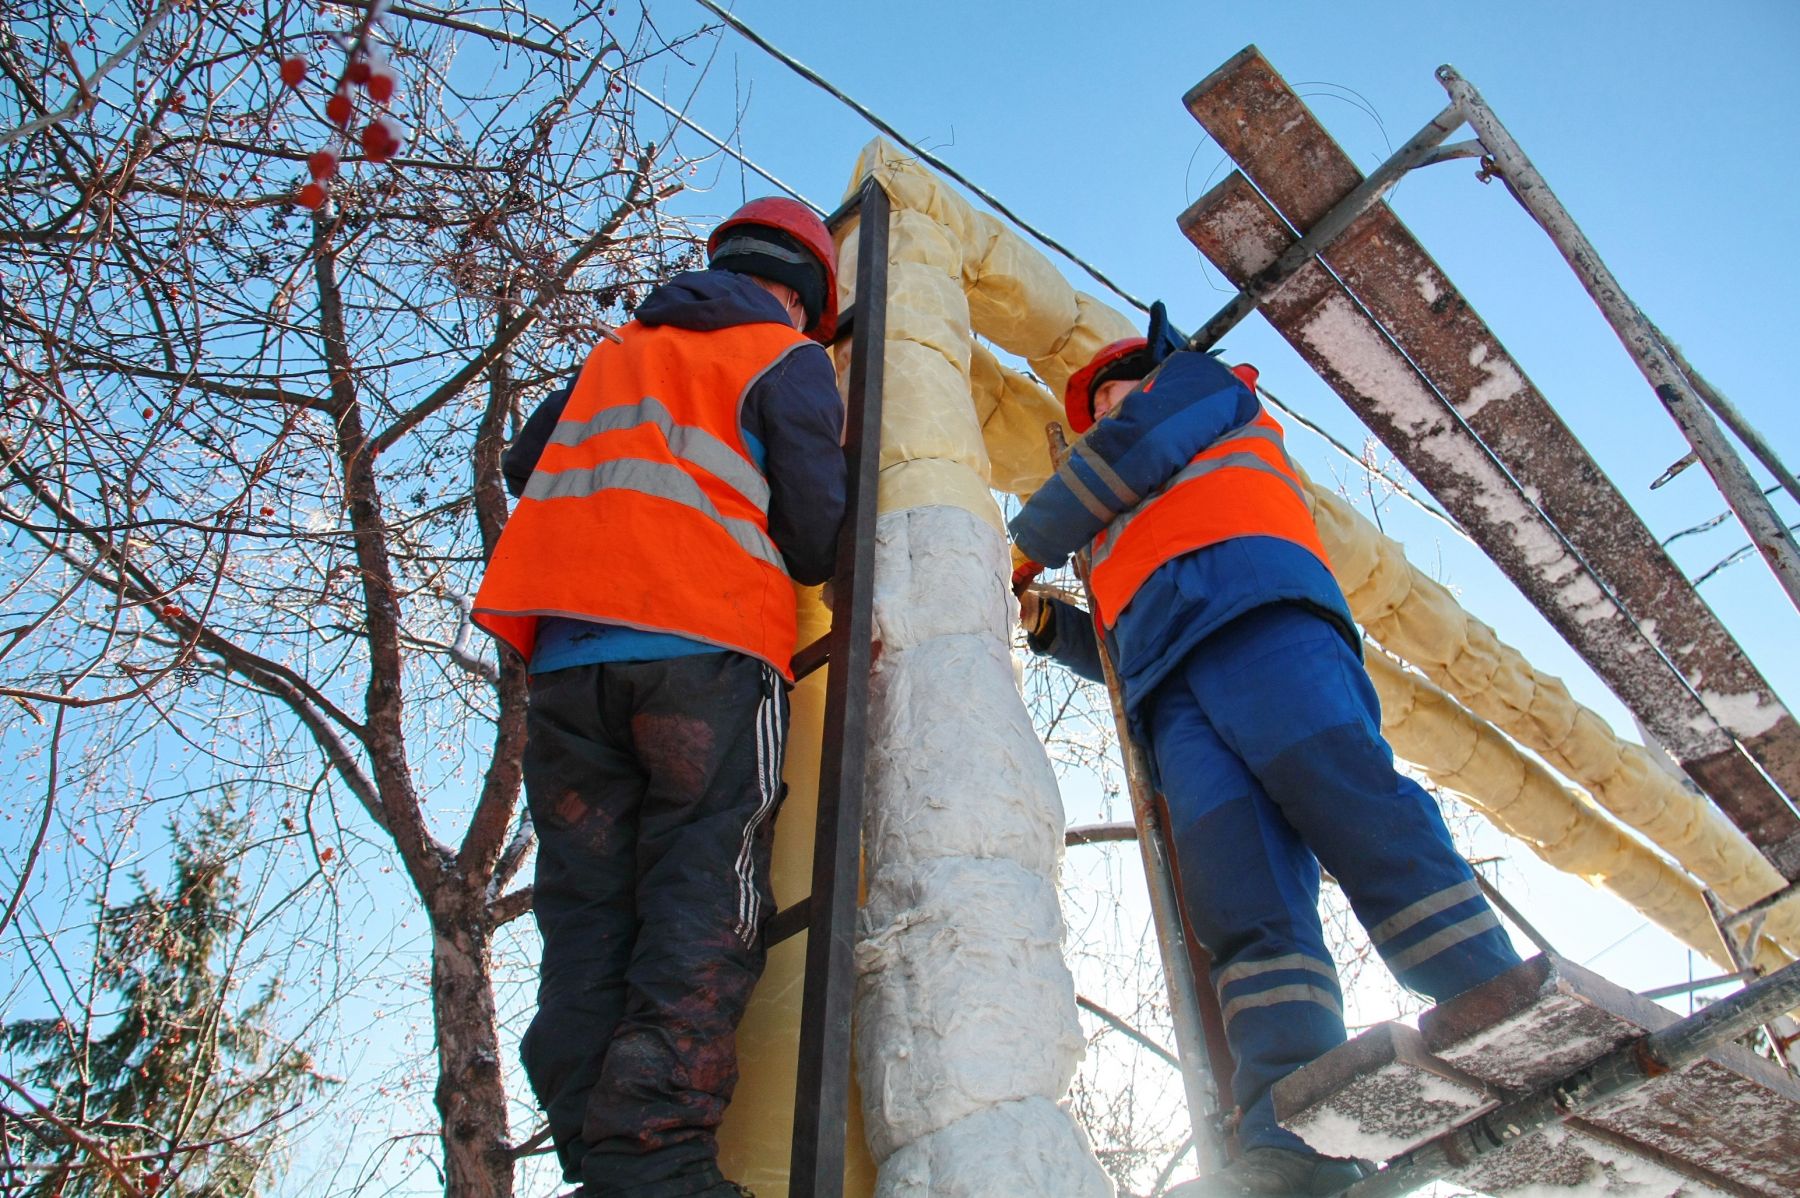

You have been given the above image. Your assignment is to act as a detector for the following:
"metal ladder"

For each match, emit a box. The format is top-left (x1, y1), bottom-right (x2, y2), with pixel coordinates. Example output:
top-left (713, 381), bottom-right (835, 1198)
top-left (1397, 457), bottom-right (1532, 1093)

top-left (763, 176), bottom-right (889, 1198)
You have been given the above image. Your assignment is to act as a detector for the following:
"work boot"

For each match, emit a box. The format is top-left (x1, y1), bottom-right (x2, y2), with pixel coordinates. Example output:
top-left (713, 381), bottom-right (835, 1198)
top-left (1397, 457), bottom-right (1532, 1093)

top-left (1167, 1146), bottom-right (1370, 1196)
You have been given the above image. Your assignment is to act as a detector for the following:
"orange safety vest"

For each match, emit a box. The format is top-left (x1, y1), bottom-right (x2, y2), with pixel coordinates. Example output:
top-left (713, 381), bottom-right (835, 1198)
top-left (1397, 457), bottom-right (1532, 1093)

top-left (1087, 410), bottom-right (1333, 629)
top-left (473, 320), bottom-right (813, 678)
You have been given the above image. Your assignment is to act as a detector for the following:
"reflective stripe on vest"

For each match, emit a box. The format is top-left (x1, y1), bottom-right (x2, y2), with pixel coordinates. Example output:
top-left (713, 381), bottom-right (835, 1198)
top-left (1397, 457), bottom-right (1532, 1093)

top-left (472, 320), bottom-right (810, 675)
top-left (524, 456), bottom-right (785, 573)
top-left (544, 395), bottom-right (772, 513)
top-left (529, 394), bottom-right (784, 572)
top-left (1088, 411), bottom-right (1332, 628)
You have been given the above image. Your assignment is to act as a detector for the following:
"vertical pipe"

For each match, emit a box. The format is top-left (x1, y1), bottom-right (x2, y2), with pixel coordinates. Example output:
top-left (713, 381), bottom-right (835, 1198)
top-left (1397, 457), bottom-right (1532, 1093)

top-left (1439, 65), bottom-right (1800, 612)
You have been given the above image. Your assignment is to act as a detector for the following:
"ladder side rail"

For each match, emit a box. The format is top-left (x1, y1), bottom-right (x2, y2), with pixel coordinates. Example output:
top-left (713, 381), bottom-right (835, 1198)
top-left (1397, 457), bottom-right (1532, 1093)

top-left (788, 177), bottom-right (890, 1198)
top-left (1047, 424), bottom-right (1231, 1173)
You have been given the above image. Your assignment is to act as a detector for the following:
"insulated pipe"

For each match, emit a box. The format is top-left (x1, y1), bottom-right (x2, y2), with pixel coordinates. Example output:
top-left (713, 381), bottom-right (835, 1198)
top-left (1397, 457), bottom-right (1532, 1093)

top-left (1440, 65), bottom-right (1800, 613)
top-left (1365, 647), bottom-right (1790, 973)
top-left (840, 142), bottom-right (1113, 1198)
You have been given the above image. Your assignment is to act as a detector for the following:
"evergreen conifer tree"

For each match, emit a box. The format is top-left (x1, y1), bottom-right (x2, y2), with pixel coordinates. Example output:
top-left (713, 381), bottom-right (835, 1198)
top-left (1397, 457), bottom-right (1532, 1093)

top-left (2, 801), bottom-right (329, 1196)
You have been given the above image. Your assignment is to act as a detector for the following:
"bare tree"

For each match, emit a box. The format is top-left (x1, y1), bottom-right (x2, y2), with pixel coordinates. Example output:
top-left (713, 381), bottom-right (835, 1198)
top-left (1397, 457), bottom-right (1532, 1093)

top-left (0, 3), bottom-right (728, 1193)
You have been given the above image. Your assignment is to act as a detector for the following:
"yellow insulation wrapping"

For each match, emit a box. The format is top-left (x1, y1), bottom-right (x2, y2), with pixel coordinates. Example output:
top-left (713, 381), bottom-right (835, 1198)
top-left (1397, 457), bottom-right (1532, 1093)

top-left (970, 345), bottom-right (1064, 498)
top-left (718, 586), bottom-right (878, 1196)
top-left (1366, 651), bottom-right (1791, 973)
top-left (849, 139), bottom-right (1137, 508)
top-left (1308, 485), bottom-right (1800, 958)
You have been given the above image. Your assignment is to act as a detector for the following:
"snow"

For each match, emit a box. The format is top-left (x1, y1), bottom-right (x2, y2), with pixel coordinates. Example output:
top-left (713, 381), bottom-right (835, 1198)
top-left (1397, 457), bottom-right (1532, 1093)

top-left (1695, 686), bottom-right (1787, 739)
top-left (1470, 1122), bottom-right (1734, 1196)
top-left (1295, 294), bottom-right (1734, 760)
top-left (1461, 339), bottom-right (1528, 419)
top-left (1288, 1062), bottom-right (1490, 1160)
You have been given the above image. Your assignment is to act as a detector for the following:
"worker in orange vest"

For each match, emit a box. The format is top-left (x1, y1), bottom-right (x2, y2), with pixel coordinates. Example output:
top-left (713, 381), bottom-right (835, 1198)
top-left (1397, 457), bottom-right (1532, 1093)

top-left (474, 198), bottom-right (846, 1198)
top-left (1011, 315), bottom-right (1522, 1197)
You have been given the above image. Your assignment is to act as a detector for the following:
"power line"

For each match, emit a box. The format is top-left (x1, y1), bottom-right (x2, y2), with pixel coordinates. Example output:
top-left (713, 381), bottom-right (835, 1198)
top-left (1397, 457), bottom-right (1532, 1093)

top-left (691, 0), bottom-right (1151, 314)
top-left (1257, 384), bottom-right (1467, 539)
top-left (675, 3), bottom-right (1464, 539)
top-left (626, 77), bottom-right (825, 214)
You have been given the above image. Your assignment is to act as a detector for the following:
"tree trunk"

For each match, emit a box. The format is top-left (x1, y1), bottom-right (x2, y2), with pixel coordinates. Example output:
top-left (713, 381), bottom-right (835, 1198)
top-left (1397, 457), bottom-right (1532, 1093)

top-left (431, 888), bottom-right (514, 1198)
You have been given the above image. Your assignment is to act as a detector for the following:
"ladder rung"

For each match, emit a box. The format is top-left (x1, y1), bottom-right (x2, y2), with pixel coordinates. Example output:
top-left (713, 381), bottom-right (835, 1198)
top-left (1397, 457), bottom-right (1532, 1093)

top-left (792, 635), bottom-right (830, 681)
top-left (765, 897), bottom-right (811, 948)
top-left (830, 303), bottom-right (856, 344)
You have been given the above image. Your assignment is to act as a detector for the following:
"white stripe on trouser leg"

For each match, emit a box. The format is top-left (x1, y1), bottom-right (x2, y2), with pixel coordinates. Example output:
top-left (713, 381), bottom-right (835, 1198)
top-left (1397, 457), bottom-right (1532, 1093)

top-left (1213, 952), bottom-right (1339, 992)
top-left (735, 664), bottom-right (784, 944)
top-left (1219, 982), bottom-right (1344, 1027)
top-left (1368, 878), bottom-right (1482, 949)
top-left (1384, 908), bottom-right (1503, 975)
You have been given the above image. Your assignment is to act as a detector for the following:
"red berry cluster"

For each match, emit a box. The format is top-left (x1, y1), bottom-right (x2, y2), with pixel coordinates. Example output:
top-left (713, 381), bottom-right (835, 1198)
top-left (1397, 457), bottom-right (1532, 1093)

top-left (281, 43), bottom-right (406, 212)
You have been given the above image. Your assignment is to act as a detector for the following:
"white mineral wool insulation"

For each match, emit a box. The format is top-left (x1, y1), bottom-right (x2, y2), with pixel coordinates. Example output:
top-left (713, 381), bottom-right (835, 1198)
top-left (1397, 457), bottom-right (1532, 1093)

top-left (863, 507), bottom-right (1065, 878)
top-left (873, 1097), bottom-right (1113, 1198)
top-left (864, 635), bottom-right (1066, 879)
top-left (869, 504), bottom-right (1011, 653)
top-left (854, 856), bottom-right (1087, 1162)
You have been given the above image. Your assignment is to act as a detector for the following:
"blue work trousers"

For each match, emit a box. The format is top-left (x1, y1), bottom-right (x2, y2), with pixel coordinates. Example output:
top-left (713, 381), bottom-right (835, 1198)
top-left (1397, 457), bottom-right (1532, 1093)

top-left (1143, 603), bottom-right (1521, 1153)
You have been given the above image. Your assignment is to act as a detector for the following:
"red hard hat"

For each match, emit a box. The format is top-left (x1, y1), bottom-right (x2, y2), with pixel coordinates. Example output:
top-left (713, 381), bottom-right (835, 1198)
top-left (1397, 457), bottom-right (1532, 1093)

top-left (1063, 337), bottom-right (1148, 435)
top-left (1064, 342), bottom-right (1264, 434)
top-left (708, 197), bottom-right (839, 344)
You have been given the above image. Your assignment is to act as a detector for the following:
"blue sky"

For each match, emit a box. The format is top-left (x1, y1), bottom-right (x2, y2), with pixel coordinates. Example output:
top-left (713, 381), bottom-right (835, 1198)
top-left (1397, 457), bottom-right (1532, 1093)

top-left (652, 0), bottom-right (1800, 994)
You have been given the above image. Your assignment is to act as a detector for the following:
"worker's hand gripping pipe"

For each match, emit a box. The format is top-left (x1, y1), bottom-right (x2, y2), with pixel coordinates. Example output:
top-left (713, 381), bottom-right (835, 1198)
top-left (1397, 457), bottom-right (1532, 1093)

top-left (1045, 420), bottom-right (1231, 1172)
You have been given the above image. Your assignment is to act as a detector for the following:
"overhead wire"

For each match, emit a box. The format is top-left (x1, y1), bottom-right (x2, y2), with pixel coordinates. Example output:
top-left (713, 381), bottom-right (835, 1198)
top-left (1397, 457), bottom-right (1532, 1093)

top-left (690, 0), bottom-right (1151, 314)
top-left (666, 5), bottom-right (1466, 534)
top-left (624, 75), bottom-right (825, 213)
top-left (1256, 384), bottom-right (1467, 539)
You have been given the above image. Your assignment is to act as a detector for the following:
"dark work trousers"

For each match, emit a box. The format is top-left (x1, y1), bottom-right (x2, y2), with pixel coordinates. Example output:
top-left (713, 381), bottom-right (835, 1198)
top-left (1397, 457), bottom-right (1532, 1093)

top-left (519, 651), bottom-right (789, 1197)
top-left (1143, 603), bottom-right (1521, 1155)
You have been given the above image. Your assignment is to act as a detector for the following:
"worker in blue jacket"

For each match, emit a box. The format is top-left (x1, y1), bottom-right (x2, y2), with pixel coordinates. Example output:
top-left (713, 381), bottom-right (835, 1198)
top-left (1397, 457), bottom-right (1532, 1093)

top-left (1010, 315), bottom-right (1522, 1197)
